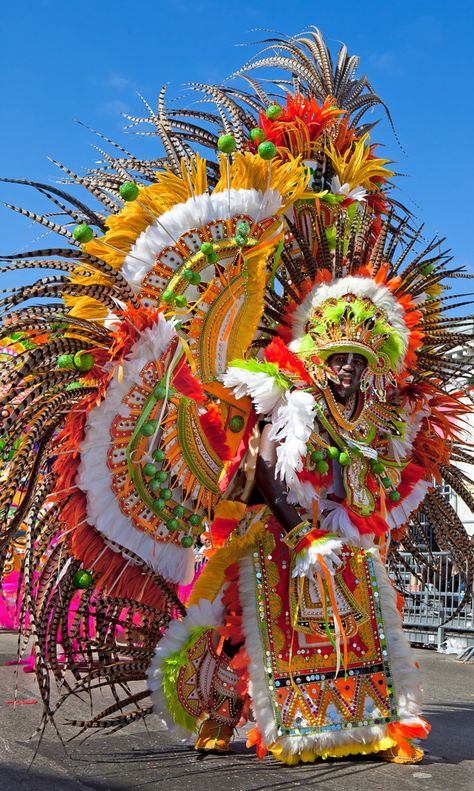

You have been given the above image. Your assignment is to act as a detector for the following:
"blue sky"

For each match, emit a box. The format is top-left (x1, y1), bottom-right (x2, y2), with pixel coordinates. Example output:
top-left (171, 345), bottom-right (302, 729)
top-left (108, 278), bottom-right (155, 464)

top-left (1, 0), bottom-right (473, 293)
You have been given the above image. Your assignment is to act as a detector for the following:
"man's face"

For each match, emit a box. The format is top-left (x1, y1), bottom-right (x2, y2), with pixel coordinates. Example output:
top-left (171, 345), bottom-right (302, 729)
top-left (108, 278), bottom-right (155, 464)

top-left (327, 352), bottom-right (367, 402)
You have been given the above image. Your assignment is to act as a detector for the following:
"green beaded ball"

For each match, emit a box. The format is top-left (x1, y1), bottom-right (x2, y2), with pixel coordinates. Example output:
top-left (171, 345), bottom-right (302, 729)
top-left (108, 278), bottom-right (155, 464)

top-left (161, 488), bottom-right (173, 501)
top-left (311, 450), bottom-right (324, 463)
top-left (143, 463), bottom-right (157, 477)
top-left (119, 181), bottom-right (139, 202)
top-left (153, 385), bottom-right (166, 399)
top-left (236, 221), bottom-right (250, 237)
top-left (57, 353), bottom-right (75, 369)
top-left (167, 518), bottom-right (179, 531)
top-left (228, 415), bottom-right (245, 433)
top-left (175, 295), bottom-right (188, 308)
top-left (217, 134), bottom-right (236, 154)
top-left (72, 569), bottom-right (93, 590)
top-left (149, 478), bottom-right (162, 493)
top-left (73, 352), bottom-right (95, 372)
top-left (73, 224), bottom-right (94, 243)
top-left (162, 290), bottom-right (175, 305)
top-left (258, 141), bottom-right (277, 160)
top-left (206, 253), bottom-right (218, 265)
top-left (174, 506), bottom-right (185, 518)
top-left (382, 477), bottom-right (392, 488)
top-left (249, 127), bottom-right (266, 144)
top-left (182, 268), bottom-right (193, 280)
top-left (152, 449), bottom-right (166, 462)
top-left (155, 470), bottom-right (168, 483)
top-left (235, 234), bottom-right (247, 247)
top-left (421, 263), bottom-right (434, 275)
top-left (200, 242), bottom-right (215, 256)
top-left (189, 514), bottom-right (202, 527)
top-left (153, 498), bottom-right (166, 512)
top-left (327, 446), bottom-right (339, 459)
top-left (265, 104), bottom-right (282, 120)
top-left (181, 535), bottom-right (194, 548)
top-left (338, 451), bottom-right (351, 466)
top-left (316, 460), bottom-right (329, 474)
top-left (389, 491), bottom-right (401, 502)
top-left (141, 420), bottom-right (158, 436)
top-left (372, 462), bottom-right (385, 475)
top-left (189, 272), bottom-right (201, 285)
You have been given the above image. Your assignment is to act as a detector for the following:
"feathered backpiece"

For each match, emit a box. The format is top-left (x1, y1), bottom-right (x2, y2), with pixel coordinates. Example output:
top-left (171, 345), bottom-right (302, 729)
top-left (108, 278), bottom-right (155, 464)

top-left (1, 27), bottom-right (473, 735)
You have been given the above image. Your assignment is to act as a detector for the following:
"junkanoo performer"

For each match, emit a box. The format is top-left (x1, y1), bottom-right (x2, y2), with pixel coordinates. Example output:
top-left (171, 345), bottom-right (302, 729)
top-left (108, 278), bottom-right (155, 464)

top-left (1, 28), bottom-right (472, 766)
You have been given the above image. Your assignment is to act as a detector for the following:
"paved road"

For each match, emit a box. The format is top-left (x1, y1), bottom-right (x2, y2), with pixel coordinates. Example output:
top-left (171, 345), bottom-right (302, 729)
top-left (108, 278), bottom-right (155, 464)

top-left (0, 632), bottom-right (473, 791)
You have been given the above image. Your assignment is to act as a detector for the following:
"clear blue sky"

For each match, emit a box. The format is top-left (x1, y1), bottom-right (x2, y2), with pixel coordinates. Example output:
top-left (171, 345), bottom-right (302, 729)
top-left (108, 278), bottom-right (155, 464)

top-left (1, 0), bottom-right (473, 292)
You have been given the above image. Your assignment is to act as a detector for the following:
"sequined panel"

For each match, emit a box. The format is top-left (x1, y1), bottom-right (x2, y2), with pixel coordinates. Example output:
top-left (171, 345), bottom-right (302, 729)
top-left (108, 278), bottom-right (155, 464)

top-left (252, 523), bottom-right (398, 738)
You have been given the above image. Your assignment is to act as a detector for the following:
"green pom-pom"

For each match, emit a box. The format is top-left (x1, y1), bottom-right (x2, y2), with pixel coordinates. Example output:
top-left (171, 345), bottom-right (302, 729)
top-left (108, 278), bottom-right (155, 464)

top-left (153, 385), bottom-right (167, 399)
top-left (311, 450), bottom-right (324, 463)
top-left (338, 451), bottom-right (351, 466)
top-left (57, 353), bottom-right (75, 370)
top-left (161, 488), bottom-right (173, 501)
top-left (258, 141), bottom-right (277, 160)
top-left (175, 295), bottom-right (188, 308)
top-left (155, 470), bottom-right (168, 483)
top-left (389, 490), bottom-right (401, 502)
top-left (119, 181), bottom-right (139, 202)
top-left (141, 420), bottom-right (158, 436)
top-left (236, 221), bottom-right (250, 237)
top-left (174, 506), bottom-right (185, 518)
top-left (167, 518), bottom-right (179, 531)
top-left (421, 263), bottom-right (434, 275)
top-left (382, 477), bottom-right (392, 488)
top-left (189, 514), bottom-right (202, 527)
top-left (189, 272), bottom-right (201, 285)
top-left (200, 242), bottom-right (214, 256)
top-left (73, 352), bottom-right (95, 372)
top-left (372, 461), bottom-right (385, 475)
top-left (73, 223), bottom-right (94, 243)
top-left (152, 449), bottom-right (166, 462)
top-left (182, 268), bottom-right (194, 281)
top-left (229, 415), bottom-right (245, 433)
top-left (218, 134), bottom-right (236, 154)
top-left (235, 234), bottom-right (247, 247)
top-left (153, 498), bottom-right (166, 512)
top-left (72, 570), bottom-right (93, 590)
top-left (316, 460), bottom-right (329, 474)
top-left (327, 446), bottom-right (339, 459)
top-left (143, 463), bottom-right (157, 477)
top-left (265, 104), bottom-right (282, 120)
top-left (162, 290), bottom-right (175, 305)
top-left (250, 127), bottom-right (266, 144)
top-left (181, 535), bottom-right (194, 548)
top-left (149, 478), bottom-right (162, 492)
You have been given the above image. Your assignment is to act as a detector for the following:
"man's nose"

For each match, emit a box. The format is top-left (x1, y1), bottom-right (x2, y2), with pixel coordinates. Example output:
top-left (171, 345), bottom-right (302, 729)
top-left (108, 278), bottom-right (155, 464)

top-left (341, 360), bottom-right (354, 371)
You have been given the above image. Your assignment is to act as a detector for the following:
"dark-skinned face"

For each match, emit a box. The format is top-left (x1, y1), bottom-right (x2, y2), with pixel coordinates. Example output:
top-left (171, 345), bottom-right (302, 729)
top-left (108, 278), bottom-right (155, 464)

top-left (327, 352), bottom-right (367, 403)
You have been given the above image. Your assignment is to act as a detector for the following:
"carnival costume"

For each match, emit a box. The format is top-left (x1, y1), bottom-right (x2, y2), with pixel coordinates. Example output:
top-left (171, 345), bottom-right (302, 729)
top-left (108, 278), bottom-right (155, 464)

top-left (1, 28), bottom-right (473, 765)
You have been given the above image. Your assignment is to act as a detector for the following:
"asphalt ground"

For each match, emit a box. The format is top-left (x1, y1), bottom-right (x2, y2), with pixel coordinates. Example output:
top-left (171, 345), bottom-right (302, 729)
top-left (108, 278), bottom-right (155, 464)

top-left (0, 632), bottom-right (472, 791)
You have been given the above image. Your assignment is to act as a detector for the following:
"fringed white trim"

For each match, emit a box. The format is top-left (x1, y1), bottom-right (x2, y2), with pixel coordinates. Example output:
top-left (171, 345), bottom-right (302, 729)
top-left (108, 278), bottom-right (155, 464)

top-left (222, 366), bottom-right (286, 416)
top-left (239, 553), bottom-right (278, 747)
top-left (386, 479), bottom-right (432, 530)
top-left (78, 317), bottom-right (195, 586)
top-left (389, 399), bottom-right (430, 462)
top-left (292, 538), bottom-right (344, 579)
top-left (319, 498), bottom-right (375, 548)
top-left (290, 276), bottom-right (409, 370)
top-left (147, 595), bottom-right (225, 741)
top-left (240, 544), bottom-right (426, 759)
top-left (122, 189), bottom-right (283, 291)
top-left (268, 390), bottom-right (316, 494)
top-left (372, 552), bottom-right (425, 725)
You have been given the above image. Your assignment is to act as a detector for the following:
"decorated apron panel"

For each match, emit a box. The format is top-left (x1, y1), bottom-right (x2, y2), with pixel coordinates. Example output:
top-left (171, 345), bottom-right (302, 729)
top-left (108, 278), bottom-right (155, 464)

top-left (251, 523), bottom-right (398, 739)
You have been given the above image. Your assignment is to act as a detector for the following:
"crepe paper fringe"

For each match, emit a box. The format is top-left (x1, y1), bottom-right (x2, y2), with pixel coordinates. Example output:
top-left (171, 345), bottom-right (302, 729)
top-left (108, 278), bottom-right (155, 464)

top-left (187, 517), bottom-right (266, 607)
top-left (199, 404), bottom-right (232, 462)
